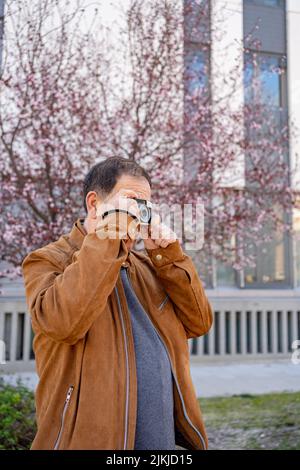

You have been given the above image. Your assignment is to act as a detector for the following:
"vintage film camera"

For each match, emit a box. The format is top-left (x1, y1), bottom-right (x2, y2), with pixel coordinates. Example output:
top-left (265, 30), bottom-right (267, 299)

top-left (135, 198), bottom-right (152, 225)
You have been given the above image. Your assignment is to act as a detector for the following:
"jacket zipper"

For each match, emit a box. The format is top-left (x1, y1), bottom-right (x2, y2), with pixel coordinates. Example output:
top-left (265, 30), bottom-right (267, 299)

top-left (53, 385), bottom-right (74, 450)
top-left (115, 286), bottom-right (130, 450)
top-left (158, 294), bottom-right (170, 311)
top-left (123, 267), bottom-right (207, 450)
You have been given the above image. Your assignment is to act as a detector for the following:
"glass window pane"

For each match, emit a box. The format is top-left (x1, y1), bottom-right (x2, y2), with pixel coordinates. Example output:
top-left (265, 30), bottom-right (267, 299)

top-left (244, 0), bottom-right (283, 7)
top-left (189, 249), bottom-right (213, 288)
top-left (184, 0), bottom-right (210, 44)
top-left (185, 49), bottom-right (209, 95)
top-left (259, 56), bottom-right (281, 106)
top-left (217, 261), bottom-right (236, 287)
top-left (244, 237), bottom-right (287, 285)
top-left (244, 53), bottom-right (285, 107)
top-left (244, 206), bottom-right (289, 286)
top-left (216, 233), bottom-right (238, 287)
top-left (294, 207), bottom-right (300, 287)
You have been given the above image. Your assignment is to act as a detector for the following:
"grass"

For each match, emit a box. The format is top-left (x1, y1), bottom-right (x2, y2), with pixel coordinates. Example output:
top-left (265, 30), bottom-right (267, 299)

top-left (199, 391), bottom-right (300, 450)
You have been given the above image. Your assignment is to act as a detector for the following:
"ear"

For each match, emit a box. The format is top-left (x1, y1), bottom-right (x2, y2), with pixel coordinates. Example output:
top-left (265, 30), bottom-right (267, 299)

top-left (85, 191), bottom-right (98, 218)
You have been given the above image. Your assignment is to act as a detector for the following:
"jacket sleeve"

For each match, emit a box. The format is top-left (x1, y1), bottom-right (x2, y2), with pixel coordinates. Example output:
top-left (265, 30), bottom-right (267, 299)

top-left (22, 229), bottom-right (130, 345)
top-left (145, 240), bottom-right (213, 339)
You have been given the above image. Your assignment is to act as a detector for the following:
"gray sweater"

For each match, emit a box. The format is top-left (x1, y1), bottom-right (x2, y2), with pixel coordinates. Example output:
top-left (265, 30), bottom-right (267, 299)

top-left (120, 266), bottom-right (176, 450)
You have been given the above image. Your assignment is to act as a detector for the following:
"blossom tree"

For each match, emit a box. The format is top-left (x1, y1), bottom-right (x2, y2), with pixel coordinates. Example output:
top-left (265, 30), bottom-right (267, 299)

top-left (0, 0), bottom-right (299, 282)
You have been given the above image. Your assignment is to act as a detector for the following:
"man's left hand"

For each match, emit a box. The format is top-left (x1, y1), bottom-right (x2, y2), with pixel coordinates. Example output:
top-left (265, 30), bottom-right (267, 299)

top-left (141, 216), bottom-right (178, 250)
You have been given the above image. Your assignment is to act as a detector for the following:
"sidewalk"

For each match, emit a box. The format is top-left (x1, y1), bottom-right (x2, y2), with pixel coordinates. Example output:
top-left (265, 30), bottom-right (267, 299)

top-left (190, 358), bottom-right (300, 397)
top-left (1, 358), bottom-right (300, 397)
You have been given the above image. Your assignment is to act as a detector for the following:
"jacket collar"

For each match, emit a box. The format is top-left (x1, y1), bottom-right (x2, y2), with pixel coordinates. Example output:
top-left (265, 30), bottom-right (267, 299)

top-left (68, 218), bottom-right (87, 251)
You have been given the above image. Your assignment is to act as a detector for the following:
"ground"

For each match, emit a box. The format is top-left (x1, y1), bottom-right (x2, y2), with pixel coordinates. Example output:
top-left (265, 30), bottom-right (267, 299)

top-left (200, 392), bottom-right (300, 450)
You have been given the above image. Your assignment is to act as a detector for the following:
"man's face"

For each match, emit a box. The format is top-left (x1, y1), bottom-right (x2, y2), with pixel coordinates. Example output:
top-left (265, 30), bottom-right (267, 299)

top-left (85, 174), bottom-right (152, 251)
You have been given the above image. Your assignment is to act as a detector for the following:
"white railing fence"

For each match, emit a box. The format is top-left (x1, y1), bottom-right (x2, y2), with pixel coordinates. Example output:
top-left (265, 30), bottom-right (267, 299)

top-left (188, 294), bottom-right (300, 362)
top-left (0, 296), bottom-right (299, 373)
top-left (0, 301), bottom-right (35, 373)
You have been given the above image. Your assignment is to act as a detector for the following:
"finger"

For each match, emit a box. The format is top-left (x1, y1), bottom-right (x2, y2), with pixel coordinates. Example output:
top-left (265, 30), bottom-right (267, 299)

top-left (151, 222), bottom-right (166, 240)
top-left (149, 214), bottom-right (161, 239)
top-left (160, 223), bottom-right (177, 241)
top-left (153, 223), bottom-right (177, 248)
top-left (159, 239), bottom-right (170, 248)
top-left (140, 224), bottom-right (150, 240)
top-left (149, 223), bottom-right (160, 240)
top-left (150, 211), bottom-right (161, 226)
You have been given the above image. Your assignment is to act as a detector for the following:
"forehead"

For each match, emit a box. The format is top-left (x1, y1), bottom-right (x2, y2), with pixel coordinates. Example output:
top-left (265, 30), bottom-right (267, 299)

top-left (113, 174), bottom-right (151, 199)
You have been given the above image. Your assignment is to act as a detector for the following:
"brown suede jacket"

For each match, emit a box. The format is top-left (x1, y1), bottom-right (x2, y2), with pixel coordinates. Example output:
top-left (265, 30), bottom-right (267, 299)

top-left (22, 216), bottom-right (213, 450)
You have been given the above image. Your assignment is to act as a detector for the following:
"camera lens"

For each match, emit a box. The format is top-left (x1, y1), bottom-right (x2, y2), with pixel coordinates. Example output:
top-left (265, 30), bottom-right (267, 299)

top-left (135, 198), bottom-right (152, 224)
top-left (140, 206), bottom-right (149, 223)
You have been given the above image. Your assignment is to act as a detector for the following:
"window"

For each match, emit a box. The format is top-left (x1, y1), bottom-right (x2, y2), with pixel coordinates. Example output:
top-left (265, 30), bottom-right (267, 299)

top-left (184, 0), bottom-right (210, 45)
top-left (244, 236), bottom-right (287, 285)
top-left (216, 233), bottom-right (237, 287)
top-left (244, 0), bottom-right (284, 7)
top-left (243, 49), bottom-right (290, 288)
top-left (294, 207), bottom-right (300, 288)
top-left (189, 249), bottom-right (213, 288)
top-left (184, 0), bottom-right (210, 97)
top-left (217, 261), bottom-right (236, 287)
top-left (184, 0), bottom-right (211, 179)
top-left (243, 206), bottom-right (291, 288)
top-left (0, 0), bottom-right (5, 68)
top-left (185, 49), bottom-right (209, 96)
top-left (244, 53), bottom-right (287, 108)
top-left (244, 52), bottom-right (288, 165)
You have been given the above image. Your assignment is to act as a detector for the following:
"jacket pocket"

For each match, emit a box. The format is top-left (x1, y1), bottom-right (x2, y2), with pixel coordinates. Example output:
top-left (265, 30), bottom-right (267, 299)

top-left (53, 385), bottom-right (74, 450)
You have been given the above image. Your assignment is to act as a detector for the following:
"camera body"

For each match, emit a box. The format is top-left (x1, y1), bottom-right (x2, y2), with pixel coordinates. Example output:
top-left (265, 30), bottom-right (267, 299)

top-left (135, 198), bottom-right (152, 225)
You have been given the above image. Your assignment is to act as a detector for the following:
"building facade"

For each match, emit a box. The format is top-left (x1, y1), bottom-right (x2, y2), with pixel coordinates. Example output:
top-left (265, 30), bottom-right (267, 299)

top-left (185, 0), bottom-right (300, 359)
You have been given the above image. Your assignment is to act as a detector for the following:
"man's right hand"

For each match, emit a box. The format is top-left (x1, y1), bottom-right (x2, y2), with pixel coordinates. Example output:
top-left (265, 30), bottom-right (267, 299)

top-left (84, 189), bottom-right (140, 236)
top-left (93, 189), bottom-right (141, 241)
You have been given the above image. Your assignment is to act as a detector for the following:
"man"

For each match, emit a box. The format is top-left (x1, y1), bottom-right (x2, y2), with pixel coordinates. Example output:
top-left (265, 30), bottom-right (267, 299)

top-left (22, 156), bottom-right (213, 450)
